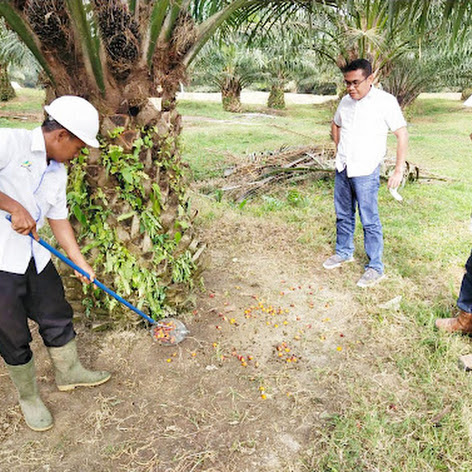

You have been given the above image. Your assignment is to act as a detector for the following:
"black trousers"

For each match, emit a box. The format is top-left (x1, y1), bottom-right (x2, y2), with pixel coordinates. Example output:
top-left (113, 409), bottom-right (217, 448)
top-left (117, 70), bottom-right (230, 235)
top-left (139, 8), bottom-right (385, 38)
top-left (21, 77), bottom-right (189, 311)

top-left (0, 259), bottom-right (75, 365)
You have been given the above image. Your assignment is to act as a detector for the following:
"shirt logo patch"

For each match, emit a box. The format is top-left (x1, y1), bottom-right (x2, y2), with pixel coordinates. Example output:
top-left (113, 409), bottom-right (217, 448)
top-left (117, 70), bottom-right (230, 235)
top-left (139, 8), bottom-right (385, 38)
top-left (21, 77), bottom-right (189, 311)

top-left (20, 160), bottom-right (32, 171)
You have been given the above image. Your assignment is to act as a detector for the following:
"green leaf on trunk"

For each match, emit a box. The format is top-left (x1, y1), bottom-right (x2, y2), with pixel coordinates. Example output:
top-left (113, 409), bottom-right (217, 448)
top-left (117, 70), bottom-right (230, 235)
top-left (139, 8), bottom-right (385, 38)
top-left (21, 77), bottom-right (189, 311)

top-left (121, 168), bottom-right (134, 184)
top-left (117, 211), bottom-right (135, 222)
top-left (73, 206), bottom-right (87, 226)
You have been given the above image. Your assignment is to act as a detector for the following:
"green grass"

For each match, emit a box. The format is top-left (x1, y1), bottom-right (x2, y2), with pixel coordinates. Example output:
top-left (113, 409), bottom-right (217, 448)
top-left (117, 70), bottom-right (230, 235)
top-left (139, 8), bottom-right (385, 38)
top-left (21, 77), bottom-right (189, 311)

top-left (309, 298), bottom-right (472, 471)
top-left (0, 87), bottom-right (44, 113)
top-left (0, 118), bottom-right (39, 129)
top-left (0, 87), bottom-right (44, 129)
top-left (178, 99), bottom-right (334, 180)
top-left (180, 96), bottom-right (472, 471)
top-left (406, 99), bottom-right (472, 180)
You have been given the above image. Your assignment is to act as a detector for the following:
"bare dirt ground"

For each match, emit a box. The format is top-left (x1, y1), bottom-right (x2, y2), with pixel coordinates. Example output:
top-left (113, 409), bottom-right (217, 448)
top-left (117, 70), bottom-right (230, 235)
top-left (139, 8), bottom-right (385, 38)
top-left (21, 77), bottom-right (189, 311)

top-left (176, 91), bottom-right (337, 105)
top-left (0, 109), bottom-right (42, 122)
top-left (176, 91), bottom-right (462, 105)
top-left (0, 198), bottom-right (380, 472)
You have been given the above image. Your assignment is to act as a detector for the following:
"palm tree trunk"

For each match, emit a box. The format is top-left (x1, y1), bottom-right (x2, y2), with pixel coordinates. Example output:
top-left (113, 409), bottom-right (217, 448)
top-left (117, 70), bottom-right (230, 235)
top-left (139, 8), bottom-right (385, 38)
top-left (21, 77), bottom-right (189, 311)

top-left (0, 63), bottom-right (15, 101)
top-left (267, 84), bottom-right (285, 109)
top-left (461, 88), bottom-right (472, 101)
top-left (64, 79), bottom-right (207, 320)
top-left (221, 77), bottom-right (242, 113)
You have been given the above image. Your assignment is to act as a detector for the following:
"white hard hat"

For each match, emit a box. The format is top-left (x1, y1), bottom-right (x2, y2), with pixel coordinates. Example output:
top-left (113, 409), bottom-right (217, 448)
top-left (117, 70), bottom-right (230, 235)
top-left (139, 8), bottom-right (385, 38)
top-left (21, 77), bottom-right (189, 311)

top-left (44, 95), bottom-right (100, 148)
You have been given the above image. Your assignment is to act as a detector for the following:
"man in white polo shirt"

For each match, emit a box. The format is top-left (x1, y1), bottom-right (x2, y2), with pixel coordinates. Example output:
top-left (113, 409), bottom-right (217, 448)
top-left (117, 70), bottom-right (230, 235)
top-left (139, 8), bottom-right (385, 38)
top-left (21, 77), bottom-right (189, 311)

top-left (323, 59), bottom-right (408, 287)
top-left (0, 96), bottom-right (110, 432)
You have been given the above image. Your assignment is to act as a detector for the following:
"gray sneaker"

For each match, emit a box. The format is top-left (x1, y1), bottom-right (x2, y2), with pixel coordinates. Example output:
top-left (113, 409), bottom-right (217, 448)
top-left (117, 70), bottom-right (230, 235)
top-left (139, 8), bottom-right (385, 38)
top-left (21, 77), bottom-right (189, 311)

top-left (323, 254), bottom-right (355, 270)
top-left (357, 268), bottom-right (385, 288)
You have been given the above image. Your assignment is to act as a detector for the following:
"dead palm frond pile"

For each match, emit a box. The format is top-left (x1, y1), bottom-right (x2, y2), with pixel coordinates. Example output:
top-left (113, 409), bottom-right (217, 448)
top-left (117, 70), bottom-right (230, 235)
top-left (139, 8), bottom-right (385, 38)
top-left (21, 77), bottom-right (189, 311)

top-left (220, 144), bottom-right (336, 202)
top-left (210, 144), bottom-right (446, 203)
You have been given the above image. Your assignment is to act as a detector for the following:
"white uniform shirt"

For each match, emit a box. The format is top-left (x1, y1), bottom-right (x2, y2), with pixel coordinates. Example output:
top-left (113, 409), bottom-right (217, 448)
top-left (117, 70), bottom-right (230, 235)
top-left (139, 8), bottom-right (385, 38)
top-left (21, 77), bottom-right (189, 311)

top-left (333, 86), bottom-right (407, 177)
top-left (0, 127), bottom-right (68, 274)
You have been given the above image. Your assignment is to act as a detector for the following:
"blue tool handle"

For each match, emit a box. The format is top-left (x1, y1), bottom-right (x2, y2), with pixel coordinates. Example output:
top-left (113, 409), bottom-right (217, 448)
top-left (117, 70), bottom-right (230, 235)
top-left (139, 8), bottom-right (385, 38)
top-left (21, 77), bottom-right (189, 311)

top-left (5, 214), bottom-right (155, 325)
top-left (37, 237), bottom-right (155, 324)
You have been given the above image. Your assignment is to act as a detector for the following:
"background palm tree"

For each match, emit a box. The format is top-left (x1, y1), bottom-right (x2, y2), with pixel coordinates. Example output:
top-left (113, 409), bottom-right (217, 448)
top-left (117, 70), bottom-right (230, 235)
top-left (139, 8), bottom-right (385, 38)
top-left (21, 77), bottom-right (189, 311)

top-left (0, 19), bottom-right (39, 100)
top-left (308, 0), bottom-right (471, 107)
top-left (0, 48), bottom-right (15, 100)
top-left (255, 17), bottom-right (317, 109)
top-left (381, 54), bottom-right (441, 109)
top-left (192, 34), bottom-right (262, 112)
top-left (313, 0), bottom-right (415, 82)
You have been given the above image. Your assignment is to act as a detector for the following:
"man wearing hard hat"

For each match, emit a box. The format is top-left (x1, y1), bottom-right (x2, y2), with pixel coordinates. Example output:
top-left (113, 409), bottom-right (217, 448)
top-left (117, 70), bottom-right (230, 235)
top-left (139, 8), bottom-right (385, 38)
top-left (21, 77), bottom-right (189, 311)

top-left (0, 96), bottom-right (110, 432)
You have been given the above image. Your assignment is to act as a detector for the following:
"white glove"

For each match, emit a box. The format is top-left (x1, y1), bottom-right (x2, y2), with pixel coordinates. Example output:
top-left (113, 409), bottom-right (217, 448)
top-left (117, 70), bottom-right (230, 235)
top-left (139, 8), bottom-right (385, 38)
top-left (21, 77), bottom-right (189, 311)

top-left (389, 187), bottom-right (403, 202)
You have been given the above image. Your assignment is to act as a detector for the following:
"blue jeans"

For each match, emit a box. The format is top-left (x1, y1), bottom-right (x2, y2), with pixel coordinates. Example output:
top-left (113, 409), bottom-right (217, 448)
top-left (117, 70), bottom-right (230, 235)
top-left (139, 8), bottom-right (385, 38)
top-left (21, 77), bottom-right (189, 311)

top-left (334, 166), bottom-right (383, 273)
top-left (457, 250), bottom-right (472, 313)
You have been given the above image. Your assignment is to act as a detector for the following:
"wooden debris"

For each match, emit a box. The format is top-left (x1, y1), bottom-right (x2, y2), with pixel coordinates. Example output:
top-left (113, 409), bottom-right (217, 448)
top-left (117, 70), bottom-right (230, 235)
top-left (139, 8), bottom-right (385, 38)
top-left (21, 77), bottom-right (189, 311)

top-left (221, 145), bottom-right (336, 202)
top-left (209, 144), bottom-right (450, 202)
top-left (431, 405), bottom-right (452, 427)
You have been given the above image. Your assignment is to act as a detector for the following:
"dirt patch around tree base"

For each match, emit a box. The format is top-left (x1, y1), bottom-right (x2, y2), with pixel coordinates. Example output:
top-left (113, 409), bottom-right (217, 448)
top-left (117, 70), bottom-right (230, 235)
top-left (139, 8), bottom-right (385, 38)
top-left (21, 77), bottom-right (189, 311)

top-left (0, 202), bottom-right (382, 472)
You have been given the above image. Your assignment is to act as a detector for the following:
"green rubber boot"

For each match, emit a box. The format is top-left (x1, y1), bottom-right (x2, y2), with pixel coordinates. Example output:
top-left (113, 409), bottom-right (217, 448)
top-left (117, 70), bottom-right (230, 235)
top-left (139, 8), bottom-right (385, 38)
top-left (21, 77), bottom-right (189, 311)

top-left (48, 338), bottom-right (111, 391)
top-left (6, 357), bottom-right (54, 432)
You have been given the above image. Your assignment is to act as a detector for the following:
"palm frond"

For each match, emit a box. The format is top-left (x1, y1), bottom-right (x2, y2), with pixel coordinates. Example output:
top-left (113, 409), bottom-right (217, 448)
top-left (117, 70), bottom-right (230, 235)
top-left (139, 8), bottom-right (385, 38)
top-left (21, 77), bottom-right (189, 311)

top-left (382, 53), bottom-right (445, 108)
top-left (129, 0), bottom-right (138, 14)
top-left (313, 0), bottom-right (416, 78)
top-left (183, 0), bottom-right (250, 67)
top-left (190, 31), bottom-right (260, 89)
top-left (0, 2), bottom-right (54, 83)
top-left (146, 0), bottom-right (170, 65)
top-left (65, 0), bottom-right (106, 94)
top-left (0, 19), bottom-right (36, 67)
top-left (160, 0), bottom-right (192, 43)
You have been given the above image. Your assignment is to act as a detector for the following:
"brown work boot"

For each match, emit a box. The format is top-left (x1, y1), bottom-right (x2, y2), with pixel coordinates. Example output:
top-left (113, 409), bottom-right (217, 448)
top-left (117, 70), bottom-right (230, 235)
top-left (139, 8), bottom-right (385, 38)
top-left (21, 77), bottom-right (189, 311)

top-left (435, 310), bottom-right (472, 334)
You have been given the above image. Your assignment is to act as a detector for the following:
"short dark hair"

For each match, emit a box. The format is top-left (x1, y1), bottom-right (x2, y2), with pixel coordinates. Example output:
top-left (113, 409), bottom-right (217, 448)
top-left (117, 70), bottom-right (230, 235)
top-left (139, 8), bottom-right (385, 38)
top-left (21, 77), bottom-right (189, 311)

top-left (341, 59), bottom-right (372, 77)
top-left (41, 117), bottom-right (67, 132)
